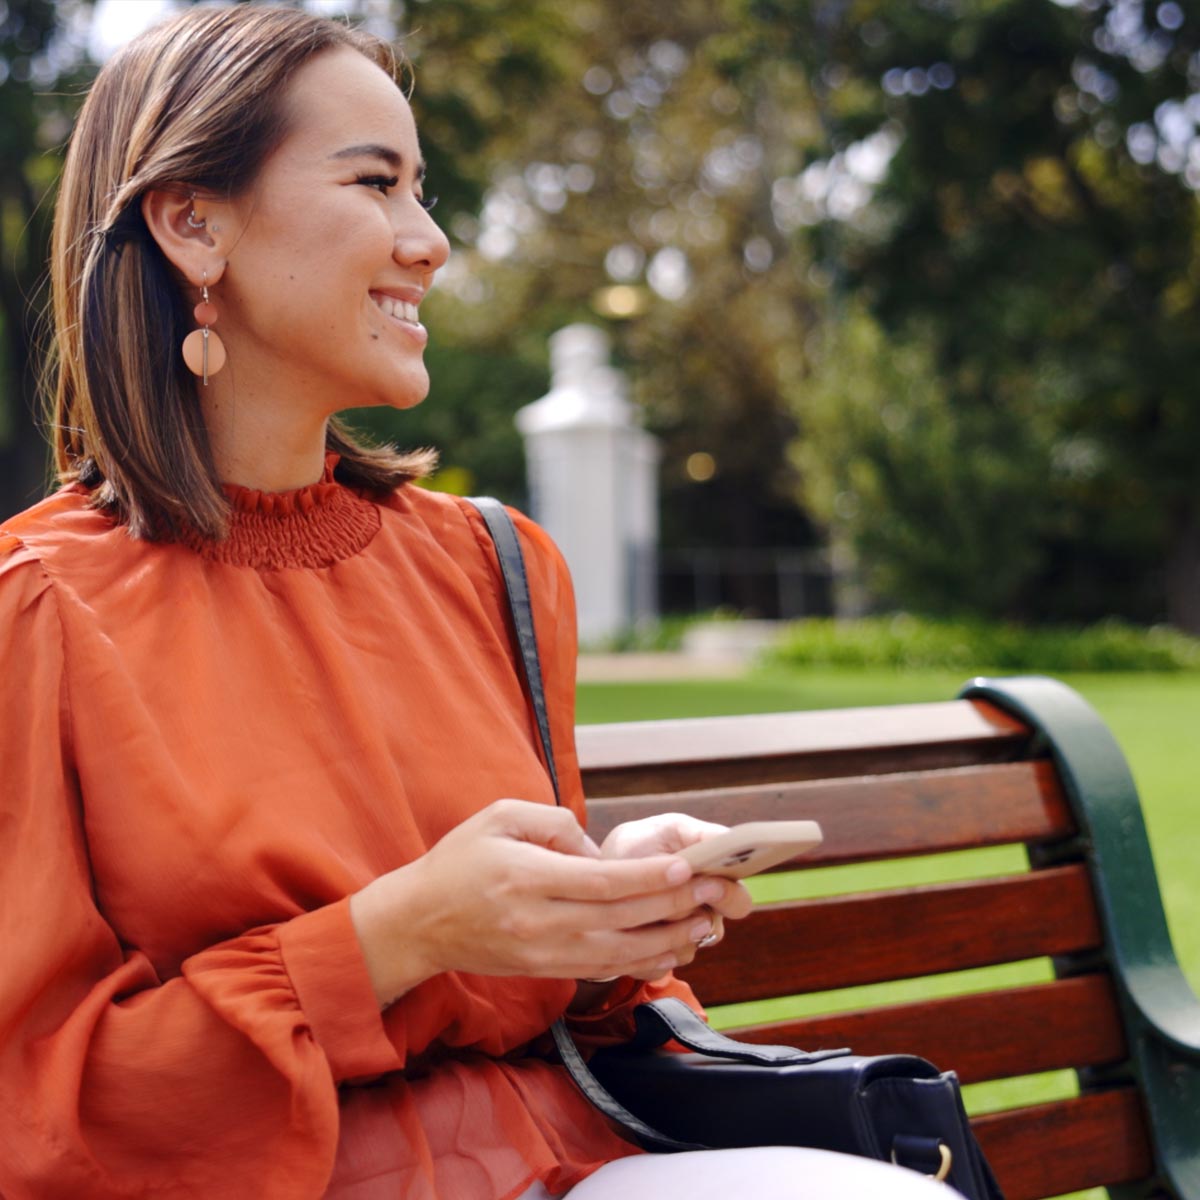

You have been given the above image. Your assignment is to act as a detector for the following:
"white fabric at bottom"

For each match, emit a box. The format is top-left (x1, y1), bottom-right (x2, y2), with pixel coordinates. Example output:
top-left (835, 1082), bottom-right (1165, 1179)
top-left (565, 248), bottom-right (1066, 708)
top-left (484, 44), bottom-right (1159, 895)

top-left (518, 1146), bottom-right (961, 1199)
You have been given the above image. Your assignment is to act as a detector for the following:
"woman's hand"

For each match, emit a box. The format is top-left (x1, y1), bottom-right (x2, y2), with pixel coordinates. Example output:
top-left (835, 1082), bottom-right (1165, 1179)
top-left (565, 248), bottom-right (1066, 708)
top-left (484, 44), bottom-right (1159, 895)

top-left (349, 800), bottom-right (727, 1007)
top-left (599, 812), bottom-right (755, 950)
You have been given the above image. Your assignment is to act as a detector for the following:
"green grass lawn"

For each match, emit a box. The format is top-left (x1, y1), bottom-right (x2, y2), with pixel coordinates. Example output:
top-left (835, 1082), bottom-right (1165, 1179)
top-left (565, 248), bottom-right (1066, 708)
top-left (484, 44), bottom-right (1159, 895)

top-left (576, 668), bottom-right (1200, 1200)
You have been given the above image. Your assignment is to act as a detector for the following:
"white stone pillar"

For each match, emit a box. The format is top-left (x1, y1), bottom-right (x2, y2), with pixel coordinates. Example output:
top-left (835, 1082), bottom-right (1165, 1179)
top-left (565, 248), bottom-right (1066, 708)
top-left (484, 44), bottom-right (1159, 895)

top-left (516, 325), bottom-right (659, 644)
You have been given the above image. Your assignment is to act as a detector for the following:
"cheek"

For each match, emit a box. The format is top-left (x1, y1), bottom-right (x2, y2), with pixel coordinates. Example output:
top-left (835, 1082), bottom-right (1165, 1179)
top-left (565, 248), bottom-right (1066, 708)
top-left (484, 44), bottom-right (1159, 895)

top-left (222, 205), bottom-right (395, 338)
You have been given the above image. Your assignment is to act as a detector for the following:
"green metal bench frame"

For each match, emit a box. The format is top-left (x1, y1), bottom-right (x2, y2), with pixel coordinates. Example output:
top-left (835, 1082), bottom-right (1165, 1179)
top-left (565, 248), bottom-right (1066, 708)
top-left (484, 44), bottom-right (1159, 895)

top-left (963, 677), bottom-right (1200, 1199)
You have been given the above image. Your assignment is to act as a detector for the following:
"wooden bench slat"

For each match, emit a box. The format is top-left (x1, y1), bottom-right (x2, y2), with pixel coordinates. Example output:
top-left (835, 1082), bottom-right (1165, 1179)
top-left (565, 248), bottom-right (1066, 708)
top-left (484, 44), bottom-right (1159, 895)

top-left (577, 700), bottom-right (1029, 770)
top-left (579, 700), bottom-right (1031, 797)
top-left (972, 1089), bottom-right (1153, 1200)
top-left (679, 865), bottom-right (1102, 1004)
top-left (723, 976), bottom-right (1127, 1085)
top-left (585, 761), bottom-right (1073, 864)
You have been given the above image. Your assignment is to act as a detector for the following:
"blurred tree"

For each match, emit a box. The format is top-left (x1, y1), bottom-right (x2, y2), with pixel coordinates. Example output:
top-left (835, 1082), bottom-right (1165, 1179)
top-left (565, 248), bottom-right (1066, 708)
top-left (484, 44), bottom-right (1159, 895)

top-left (762, 0), bottom-right (1200, 630)
top-left (387, 0), bottom-right (827, 613)
top-left (0, 0), bottom-right (92, 518)
top-left (793, 304), bottom-right (1068, 616)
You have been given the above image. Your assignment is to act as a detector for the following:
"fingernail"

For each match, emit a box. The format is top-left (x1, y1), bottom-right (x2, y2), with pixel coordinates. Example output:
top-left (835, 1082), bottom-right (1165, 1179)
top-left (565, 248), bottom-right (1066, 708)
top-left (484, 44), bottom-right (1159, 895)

top-left (666, 859), bottom-right (691, 885)
top-left (690, 918), bottom-right (712, 943)
top-left (694, 879), bottom-right (724, 904)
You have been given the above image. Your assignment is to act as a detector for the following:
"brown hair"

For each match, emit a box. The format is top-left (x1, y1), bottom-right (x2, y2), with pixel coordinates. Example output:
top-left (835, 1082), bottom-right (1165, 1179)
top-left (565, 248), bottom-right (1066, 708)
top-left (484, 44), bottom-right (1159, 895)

top-left (47, 4), bottom-right (435, 540)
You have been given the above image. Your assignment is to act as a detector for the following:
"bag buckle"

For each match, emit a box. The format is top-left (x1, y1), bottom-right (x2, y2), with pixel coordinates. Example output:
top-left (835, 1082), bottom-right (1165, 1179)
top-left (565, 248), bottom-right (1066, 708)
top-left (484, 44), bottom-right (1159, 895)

top-left (892, 1141), bottom-right (952, 1182)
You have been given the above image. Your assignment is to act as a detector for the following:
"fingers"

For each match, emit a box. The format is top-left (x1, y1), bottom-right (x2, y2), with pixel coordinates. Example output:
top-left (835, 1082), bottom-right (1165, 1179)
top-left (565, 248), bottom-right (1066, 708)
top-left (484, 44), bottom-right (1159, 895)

top-left (532, 845), bottom-right (693, 904)
top-left (669, 815), bottom-right (734, 848)
top-left (489, 798), bottom-right (599, 858)
top-left (582, 902), bottom-right (730, 983)
top-left (519, 843), bottom-right (753, 937)
top-left (415, 799), bottom-right (750, 985)
top-left (564, 908), bottom-right (718, 980)
top-left (699, 912), bottom-right (724, 947)
top-left (600, 812), bottom-right (730, 859)
top-left (702, 878), bottom-right (754, 921)
top-left (538, 868), bottom-right (723, 937)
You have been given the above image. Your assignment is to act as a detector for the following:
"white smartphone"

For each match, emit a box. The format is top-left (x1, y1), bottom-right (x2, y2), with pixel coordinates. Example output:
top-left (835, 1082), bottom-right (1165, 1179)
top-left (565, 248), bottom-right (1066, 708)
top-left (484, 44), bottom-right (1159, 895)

top-left (674, 820), bottom-right (823, 880)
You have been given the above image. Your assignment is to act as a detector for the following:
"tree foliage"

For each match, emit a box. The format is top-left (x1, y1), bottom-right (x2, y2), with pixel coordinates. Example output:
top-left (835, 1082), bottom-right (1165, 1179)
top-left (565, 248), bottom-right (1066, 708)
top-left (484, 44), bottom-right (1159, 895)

top-left (390, 0), bottom-right (825, 580)
top-left (794, 305), bottom-right (1068, 615)
top-left (765, 0), bottom-right (1200, 628)
top-left (0, 0), bottom-right (92, 515)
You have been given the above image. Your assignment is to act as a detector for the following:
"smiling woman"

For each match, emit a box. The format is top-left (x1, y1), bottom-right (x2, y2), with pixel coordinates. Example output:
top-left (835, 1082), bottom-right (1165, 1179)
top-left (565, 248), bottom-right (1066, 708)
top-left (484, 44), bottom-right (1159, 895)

top-left (136, 46), bottom-right (449, 497)
top-left (0, 7), bottom-right (956, 1200)
top-left (50, 8), bottom-right (445, 539)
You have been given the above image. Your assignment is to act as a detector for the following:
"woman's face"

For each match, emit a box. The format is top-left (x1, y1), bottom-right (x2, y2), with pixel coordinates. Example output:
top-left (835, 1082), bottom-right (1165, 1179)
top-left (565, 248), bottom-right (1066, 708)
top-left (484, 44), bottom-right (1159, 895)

top-left (213, 47), bottom-right (450, 417)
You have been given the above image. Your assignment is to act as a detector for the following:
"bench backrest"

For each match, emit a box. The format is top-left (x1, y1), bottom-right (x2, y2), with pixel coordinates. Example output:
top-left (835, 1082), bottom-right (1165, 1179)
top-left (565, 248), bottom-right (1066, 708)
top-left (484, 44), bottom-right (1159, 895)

top-left (578, 676), bottom-right (1197, 1200)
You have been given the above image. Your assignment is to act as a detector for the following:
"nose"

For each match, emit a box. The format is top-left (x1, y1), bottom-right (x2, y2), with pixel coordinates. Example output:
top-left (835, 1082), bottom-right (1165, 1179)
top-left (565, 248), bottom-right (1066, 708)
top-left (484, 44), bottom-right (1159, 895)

top-left (394, 204), bottom-right (451, 274)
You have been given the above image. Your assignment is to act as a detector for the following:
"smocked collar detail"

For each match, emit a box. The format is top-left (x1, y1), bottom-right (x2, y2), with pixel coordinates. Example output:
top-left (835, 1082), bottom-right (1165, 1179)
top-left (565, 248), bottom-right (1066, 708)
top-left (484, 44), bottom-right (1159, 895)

top-left (183, 454), bottom-right (381, 570)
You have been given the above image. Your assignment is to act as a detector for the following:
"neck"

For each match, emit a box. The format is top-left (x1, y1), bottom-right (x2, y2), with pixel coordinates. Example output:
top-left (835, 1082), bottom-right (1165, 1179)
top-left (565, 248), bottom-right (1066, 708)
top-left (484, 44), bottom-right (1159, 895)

top-left (199, 376), bottom-right (331, 492)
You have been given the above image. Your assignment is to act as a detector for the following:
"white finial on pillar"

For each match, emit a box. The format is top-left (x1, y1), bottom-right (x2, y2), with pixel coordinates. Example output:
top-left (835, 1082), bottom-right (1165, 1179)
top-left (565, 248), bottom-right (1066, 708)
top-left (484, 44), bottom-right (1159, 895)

top-left (517, 324), bottom-right (659, 644)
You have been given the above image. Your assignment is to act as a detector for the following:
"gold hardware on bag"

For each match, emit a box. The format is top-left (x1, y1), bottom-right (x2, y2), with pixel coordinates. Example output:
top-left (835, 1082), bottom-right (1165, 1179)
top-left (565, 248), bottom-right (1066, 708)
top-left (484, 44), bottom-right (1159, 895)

top-left (933, 1144), bottom-right (953, 1182)
top-left (892, 1142), bottom-right (953, 1182)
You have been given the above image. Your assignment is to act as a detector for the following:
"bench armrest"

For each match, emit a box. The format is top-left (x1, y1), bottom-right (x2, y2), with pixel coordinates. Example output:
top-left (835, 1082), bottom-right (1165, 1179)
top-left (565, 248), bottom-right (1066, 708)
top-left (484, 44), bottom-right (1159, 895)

top-left (962, 676), bottom-right (1200, 1199)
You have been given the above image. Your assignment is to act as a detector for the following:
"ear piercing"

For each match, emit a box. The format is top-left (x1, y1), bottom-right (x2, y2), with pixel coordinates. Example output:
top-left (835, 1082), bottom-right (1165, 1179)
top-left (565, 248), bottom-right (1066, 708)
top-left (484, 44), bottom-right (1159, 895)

top-left (187, 202), bottom-right (219, 233)
top-left (181, 271), bottom-right (226, 385)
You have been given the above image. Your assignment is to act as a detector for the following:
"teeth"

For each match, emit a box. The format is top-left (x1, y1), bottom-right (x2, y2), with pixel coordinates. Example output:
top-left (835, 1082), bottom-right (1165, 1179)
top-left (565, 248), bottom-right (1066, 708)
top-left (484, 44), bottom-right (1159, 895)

top-left (374, 295), bottom-right (420, 323)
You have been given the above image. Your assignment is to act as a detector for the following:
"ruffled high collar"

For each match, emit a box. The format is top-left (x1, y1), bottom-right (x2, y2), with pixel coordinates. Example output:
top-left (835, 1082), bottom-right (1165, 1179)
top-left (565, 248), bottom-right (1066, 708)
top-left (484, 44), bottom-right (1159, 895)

top-left (182, 454), bottom-right (381, 570)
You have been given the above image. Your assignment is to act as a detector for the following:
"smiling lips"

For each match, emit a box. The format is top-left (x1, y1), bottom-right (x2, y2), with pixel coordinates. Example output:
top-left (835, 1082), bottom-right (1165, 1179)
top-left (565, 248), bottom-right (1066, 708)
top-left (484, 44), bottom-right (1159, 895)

top-left (372, 293), bottom-right (422, 325)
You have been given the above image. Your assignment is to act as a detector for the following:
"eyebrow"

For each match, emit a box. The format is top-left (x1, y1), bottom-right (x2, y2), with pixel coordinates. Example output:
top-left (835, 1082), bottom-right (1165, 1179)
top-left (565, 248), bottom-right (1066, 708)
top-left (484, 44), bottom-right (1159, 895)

top-left (330, 143), bottom-right (427, 179)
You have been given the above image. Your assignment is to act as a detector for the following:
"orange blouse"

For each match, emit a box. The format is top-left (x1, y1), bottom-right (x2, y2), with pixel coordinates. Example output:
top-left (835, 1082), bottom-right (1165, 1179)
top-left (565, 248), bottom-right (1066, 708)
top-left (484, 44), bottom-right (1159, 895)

top-left (0, 459), bottom-right (697, 1200)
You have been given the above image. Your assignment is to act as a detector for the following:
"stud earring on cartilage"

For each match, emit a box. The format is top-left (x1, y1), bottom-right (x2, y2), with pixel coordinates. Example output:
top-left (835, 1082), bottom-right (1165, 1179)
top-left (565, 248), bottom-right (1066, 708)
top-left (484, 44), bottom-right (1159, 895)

top-left (181, 271), bottom-right (226, 385)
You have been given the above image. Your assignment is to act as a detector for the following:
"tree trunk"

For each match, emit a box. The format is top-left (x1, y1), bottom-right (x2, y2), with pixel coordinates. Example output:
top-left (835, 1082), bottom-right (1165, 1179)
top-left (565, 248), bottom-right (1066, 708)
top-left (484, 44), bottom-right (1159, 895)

top-left (1165, 505), bottom-right (1200, 636)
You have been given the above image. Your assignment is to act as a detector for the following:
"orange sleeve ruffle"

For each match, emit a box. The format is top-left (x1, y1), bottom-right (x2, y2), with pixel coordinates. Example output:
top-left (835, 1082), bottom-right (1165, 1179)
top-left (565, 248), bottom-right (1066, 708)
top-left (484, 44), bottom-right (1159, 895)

top-left (0, 540), bottom-right (393, 1199)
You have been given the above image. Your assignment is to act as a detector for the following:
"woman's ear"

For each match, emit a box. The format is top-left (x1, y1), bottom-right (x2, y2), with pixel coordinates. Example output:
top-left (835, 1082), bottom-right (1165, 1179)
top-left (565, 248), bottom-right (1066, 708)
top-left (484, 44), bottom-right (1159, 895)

top-left (141, 188), bottom-right (232, 287)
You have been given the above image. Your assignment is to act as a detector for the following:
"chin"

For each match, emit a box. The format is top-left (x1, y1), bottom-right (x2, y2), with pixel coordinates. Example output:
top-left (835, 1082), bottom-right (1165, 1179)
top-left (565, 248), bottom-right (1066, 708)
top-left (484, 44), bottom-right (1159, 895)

top-left (355, 377), bottom-right (430, 412)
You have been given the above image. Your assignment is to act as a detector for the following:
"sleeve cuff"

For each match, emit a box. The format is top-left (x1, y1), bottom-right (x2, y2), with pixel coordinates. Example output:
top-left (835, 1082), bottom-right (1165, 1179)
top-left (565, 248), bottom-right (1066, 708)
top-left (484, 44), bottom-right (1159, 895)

top-left (564, 971), bottom-right (708, 1054)
top-left (278, 897), bottom-right (402, 1083)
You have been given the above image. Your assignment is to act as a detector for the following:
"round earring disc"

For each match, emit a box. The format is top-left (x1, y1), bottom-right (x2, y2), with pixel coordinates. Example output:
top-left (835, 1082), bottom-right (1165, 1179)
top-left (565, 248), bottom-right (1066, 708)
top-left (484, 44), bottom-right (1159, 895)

top-left (182, 328), bottom-right (227, 378)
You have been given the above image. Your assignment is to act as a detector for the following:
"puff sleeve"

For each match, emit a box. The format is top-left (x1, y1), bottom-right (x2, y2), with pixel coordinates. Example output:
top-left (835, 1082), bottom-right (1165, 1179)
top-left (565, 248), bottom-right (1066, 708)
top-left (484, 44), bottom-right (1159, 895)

top-left (0, 536), bottom-right (395, 1199)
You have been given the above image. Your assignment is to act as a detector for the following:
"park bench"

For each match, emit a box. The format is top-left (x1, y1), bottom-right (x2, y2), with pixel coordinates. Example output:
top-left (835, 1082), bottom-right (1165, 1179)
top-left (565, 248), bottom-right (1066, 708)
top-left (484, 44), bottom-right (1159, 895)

top-left (576, 675), bottom-right (1200, 1200)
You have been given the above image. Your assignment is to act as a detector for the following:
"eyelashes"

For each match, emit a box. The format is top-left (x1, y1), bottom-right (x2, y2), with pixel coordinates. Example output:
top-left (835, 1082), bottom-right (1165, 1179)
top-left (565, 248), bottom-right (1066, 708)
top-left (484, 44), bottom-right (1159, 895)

top-left (356, 174), bottom-right (438, 212)
top-left (356, 173), bottom-right (399, 193)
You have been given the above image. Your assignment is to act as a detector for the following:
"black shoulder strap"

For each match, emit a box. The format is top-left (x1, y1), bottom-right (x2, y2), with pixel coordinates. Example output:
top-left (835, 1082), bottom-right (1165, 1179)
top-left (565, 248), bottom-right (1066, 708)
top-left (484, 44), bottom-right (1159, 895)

top-left (549, 1011), bottom-right (705, 1153)
top-left (464, 497), bottom-right (561, 805)
top-left (466, 498), bottom-right (692, 1146)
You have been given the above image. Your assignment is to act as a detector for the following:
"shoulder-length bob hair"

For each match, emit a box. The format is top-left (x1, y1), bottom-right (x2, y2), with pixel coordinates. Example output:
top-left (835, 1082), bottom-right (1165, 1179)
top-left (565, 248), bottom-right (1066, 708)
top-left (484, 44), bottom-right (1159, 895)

top-left (48, 4), bottom-right (436, 540)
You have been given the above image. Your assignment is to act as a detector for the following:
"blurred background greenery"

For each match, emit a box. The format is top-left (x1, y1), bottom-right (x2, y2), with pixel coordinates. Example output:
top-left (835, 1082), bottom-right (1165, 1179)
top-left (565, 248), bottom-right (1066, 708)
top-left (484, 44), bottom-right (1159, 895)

top-left (3, 0), bottom-right (1200, 633)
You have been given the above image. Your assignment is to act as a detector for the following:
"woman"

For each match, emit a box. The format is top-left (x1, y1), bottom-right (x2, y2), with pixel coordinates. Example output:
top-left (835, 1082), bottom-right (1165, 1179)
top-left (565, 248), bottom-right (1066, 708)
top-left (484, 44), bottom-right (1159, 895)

top-left (0, 7), bottom-right (957, 1198)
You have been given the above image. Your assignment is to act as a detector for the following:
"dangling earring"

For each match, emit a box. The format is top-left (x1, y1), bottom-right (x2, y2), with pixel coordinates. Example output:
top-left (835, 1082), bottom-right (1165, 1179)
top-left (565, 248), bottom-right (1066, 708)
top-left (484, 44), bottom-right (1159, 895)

top-left (181, 271), bottom-right (226, 385)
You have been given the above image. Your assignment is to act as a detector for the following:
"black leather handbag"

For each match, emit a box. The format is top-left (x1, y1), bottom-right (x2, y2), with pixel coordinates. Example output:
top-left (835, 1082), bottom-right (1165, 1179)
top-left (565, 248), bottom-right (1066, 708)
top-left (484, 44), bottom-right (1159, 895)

top-left (467, 497), bottom-right (1005, 1200)
top-left (553, 997), bottom-right (1004, 1199)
